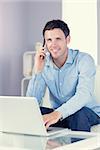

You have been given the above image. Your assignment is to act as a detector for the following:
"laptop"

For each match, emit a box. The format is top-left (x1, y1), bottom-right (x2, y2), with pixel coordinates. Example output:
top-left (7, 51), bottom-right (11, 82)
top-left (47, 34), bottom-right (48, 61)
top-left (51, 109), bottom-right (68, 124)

top-left (0, 96), bottom-right (67, 136)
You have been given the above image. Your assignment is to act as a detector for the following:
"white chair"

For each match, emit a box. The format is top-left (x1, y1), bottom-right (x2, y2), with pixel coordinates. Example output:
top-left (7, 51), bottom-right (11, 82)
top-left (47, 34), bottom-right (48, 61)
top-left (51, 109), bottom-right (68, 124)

top-left (91, 65), bottom-right (100, 132)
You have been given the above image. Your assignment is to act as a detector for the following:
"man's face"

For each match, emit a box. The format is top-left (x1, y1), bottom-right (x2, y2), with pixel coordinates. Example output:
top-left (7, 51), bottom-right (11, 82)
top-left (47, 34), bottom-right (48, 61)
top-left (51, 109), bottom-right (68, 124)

top-left (44, 28), bottom-right (70, 60)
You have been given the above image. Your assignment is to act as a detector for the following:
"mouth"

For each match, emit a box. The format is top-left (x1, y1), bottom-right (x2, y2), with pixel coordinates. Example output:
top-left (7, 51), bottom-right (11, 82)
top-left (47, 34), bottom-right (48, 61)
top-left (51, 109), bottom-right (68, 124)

top-left (52, 48), bottom-right (60, 53)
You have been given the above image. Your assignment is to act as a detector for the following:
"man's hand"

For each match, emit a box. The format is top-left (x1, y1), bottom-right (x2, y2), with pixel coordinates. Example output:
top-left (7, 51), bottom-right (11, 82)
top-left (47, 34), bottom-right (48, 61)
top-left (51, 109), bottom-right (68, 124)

top-left (33, 47), bottom-right (46, 74)
top-left (43, 111), bottom-right (62, 129)
top-left (33, 43), bottom-right (47, 74)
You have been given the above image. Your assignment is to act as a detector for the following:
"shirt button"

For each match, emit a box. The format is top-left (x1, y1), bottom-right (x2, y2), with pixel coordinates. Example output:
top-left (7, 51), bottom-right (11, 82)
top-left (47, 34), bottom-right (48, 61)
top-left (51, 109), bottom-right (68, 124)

top-left (60, 82), bottom-right (62, 86)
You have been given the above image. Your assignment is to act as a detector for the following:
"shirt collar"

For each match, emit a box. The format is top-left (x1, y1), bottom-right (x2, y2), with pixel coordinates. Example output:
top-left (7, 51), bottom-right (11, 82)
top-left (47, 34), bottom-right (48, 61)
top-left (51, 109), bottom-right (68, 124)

top-left (46, 49), bottom-right (74, 68)
top-left (65, 49), bottom-right (73, 64)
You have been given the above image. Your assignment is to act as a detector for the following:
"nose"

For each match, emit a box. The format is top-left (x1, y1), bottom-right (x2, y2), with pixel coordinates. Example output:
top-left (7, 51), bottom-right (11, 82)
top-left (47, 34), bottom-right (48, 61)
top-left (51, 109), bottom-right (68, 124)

top-left (51, 40), bottom-right (57, 47)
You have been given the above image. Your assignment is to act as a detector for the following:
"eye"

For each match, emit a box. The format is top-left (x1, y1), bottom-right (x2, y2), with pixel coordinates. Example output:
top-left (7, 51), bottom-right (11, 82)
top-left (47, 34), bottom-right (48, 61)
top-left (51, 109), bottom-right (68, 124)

top-left (47, 38), bottom-right (52, 42)
top-left (56, 37), bottom-right (61, 41)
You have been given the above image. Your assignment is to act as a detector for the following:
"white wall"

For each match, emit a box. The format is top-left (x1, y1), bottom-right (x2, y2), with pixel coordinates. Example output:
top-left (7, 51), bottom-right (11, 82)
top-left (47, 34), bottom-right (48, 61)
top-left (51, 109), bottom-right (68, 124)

top-left (97, 0), bottom-right (100, 65)
top-left (0, 1), bottom-right (62, 95)
top-left (62, 0), bottom-right (97, 64)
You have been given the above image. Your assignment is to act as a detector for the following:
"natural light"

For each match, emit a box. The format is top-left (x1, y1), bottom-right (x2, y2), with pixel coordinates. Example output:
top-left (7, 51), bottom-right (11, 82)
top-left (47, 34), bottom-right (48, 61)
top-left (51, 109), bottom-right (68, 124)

top-left (62, 0), bottom-right (97, 64)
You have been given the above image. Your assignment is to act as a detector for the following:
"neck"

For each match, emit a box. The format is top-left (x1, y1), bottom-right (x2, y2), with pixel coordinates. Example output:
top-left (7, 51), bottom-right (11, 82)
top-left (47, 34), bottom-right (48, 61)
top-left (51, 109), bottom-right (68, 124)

top-left (53, 54), bottom-right (68, 68)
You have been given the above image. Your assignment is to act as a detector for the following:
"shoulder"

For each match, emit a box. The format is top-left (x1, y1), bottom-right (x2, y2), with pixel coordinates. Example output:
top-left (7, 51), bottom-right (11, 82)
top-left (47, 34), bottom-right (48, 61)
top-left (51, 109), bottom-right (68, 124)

top-left (78, 51), bottom-right (96, 74)
top-left (70, 49), bottom-right (96, 73)
top-left (78, 51), bottom-right (95, 67)
top-left (70, 49), bottom-right (95, 64)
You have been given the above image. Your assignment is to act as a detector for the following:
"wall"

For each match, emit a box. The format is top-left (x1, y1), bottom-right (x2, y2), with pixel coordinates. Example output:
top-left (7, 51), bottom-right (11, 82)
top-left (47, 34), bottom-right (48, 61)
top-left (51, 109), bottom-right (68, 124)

top-left (0, 1), bottom-right (62, 95)
top-left (62, 0), bottom-right (97, 64)
top-left (97, 0), bottom-right (100, 65)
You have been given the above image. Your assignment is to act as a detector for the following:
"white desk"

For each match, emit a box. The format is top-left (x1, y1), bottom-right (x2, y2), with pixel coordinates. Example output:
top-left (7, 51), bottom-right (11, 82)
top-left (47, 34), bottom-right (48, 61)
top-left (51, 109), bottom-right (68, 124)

top-left (0, 131), bottom-right (100, 150)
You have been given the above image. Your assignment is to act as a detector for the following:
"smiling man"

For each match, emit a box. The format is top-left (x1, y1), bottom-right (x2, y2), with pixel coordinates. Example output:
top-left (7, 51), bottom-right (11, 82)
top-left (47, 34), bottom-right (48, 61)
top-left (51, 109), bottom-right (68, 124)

top-left (26, 19), bottom-right (100, 132)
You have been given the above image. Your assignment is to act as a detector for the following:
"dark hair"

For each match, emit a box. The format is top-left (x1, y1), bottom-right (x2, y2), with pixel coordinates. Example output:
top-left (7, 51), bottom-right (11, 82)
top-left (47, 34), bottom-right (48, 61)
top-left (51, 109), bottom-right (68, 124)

top-left (43, 19), bottom-right (70, 38)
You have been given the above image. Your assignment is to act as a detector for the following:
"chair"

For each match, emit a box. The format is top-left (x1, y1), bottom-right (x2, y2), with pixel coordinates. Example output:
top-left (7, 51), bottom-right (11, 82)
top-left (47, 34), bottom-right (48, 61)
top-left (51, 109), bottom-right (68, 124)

top-left (91, 65), bottom-right (100, 132)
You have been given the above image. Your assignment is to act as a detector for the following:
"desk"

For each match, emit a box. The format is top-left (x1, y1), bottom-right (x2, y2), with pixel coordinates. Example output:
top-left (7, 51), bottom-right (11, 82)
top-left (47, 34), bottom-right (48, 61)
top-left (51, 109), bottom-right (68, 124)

top-left (0, 130), bottom-right (100, 150)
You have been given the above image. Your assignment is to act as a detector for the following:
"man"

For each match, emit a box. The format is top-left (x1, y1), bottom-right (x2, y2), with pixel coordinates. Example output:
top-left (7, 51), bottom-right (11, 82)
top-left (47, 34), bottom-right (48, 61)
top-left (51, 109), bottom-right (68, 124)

top-left (26, 19), bottom-right (100, 132)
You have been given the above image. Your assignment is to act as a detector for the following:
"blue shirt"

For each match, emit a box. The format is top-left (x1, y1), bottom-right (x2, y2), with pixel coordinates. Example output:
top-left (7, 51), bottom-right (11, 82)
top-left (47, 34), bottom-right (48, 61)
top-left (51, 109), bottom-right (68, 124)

top-left (26, 49), bottom-right (100, 119)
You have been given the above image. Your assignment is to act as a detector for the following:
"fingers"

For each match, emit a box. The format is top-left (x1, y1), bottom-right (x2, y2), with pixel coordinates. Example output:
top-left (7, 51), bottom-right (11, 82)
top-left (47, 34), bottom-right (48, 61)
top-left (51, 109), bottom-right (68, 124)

top-left (36, 47), bottom-right (46, 60)
top-left (45, 119), bottom-right (55, 129)
top-left (43, 114), bottom-right (52, 129)
top-left (43, 114), bottom-right (58, 129)
top-left (43, 111), bottom-right (62, 129)
top-left (35, 42), bottom-right (47, 59)
top-left (39, 49), bottom-right (46, 60)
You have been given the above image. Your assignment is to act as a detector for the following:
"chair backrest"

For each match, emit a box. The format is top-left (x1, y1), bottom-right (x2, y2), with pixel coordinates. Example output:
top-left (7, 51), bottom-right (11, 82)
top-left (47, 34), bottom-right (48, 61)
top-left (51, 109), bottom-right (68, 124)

top-left (94, 65), bottom-right (100, 103)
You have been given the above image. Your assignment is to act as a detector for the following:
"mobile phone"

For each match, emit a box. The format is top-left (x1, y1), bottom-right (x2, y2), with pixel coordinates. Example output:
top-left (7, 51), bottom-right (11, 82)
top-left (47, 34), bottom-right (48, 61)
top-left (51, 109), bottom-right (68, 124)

top-left (43, 39), bottom-right (45, 47)
top-left (39, 39), bottom-right (49, 59)
top-left (40, 39), bottom-right (45, 59)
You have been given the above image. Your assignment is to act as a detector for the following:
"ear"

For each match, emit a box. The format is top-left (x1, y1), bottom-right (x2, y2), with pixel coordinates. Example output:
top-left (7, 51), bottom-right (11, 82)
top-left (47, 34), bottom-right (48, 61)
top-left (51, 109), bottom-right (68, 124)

top-left (66, 35), bottom-right (71, 44)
